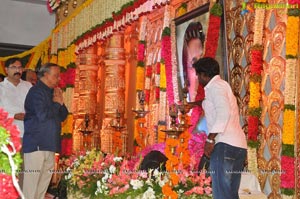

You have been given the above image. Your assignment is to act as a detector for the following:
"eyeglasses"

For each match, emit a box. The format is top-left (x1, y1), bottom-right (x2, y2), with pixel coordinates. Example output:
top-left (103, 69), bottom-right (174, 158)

top-left (8, 66), bottom-right (23, 70)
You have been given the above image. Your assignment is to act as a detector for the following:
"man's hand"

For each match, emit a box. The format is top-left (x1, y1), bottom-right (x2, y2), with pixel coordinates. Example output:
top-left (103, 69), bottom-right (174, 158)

top-left (53, 88), bottom-right (64, 105)
top-left (204, 142), bottom-right (215, 158)
top-left (14, 113), bottom-right (25, 120)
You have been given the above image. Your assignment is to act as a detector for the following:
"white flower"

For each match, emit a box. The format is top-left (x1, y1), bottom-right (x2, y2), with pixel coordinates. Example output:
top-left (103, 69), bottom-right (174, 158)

top-left (153, 169), bottom-right (159, 177)
top-left (130, 179), bottom-right (144, 190)
top-left (102, 173), bottom-right (109, 183)
top-left (65, 172), bottom-right (72, 180)
top-left (109, 165), bottom-right (116, 174)
top-left (178, 189), bottom-right (184, 194)
top-left (142, 187), bottom-right (156, 199)
top-left (73, 159), bottom-right (80, 167)
top-left (113, 157), bottom-right (123, 162)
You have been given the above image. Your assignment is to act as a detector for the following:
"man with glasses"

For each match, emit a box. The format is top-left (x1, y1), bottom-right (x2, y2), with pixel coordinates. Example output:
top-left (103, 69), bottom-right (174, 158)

top-left (0, 58), bottom-right (32, 190)
top-left (0, 58), bottom-right (32, 138)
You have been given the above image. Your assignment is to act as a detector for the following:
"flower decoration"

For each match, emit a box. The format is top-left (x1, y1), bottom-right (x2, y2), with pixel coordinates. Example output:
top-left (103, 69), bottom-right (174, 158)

top-left (65, 149), bottom-right (212, 199)
top-left (177, 3), bottom-right (187, 17)
top-left (281, 156), bottom-right (295, 189)
top-left (0, 109), bottom-right (23, 198)
top-left (247, 45), bottom-right (263, 144)
top-left (204, 3), bottom-right (222, 58)
top-left (161, 27), bottom-right (175, 105)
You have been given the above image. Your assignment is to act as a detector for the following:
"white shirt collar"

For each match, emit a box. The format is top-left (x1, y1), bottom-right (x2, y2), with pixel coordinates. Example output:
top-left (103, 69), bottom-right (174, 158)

top-left (204, 75), bottom-right (221, 90)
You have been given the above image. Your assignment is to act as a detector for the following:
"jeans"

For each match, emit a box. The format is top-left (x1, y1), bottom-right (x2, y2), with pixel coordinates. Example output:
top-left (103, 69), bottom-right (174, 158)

top-left (210, 142), bottom-right (247, 199)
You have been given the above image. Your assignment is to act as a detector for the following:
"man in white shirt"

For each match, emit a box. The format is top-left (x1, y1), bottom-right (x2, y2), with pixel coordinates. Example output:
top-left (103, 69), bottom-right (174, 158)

top-left (193, 57), bottom-right (247, 199)
top-left (0, 58), bottom-right (32, 137)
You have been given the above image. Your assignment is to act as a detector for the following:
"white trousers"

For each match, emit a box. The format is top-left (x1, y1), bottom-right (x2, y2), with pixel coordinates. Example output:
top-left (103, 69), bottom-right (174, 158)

top-left (23, 151), bottom-right (55, 199)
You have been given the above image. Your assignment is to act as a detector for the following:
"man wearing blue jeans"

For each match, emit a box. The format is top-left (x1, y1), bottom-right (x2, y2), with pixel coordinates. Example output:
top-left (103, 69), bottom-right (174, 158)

top-left (193, 57), bottom-right (247, 199)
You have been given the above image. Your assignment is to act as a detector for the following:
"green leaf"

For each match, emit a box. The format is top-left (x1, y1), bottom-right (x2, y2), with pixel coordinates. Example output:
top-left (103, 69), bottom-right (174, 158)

top-left (162, 27), bottom-right (171, 37)
top-left (248, 108), bottom-right (262, 117)
top-left (247, 140), bottom-right (259, 148)
top-left (284, 104), bottom-right (295, 111)
top-left (286, 55), bottom-right (298, 59)
top-left (281, 188), bottom-right (295, 196)
top-left (282, 144), bottom-right (294, 157)
top-left (210, 3), bottom-right (223, 16)
top-left (288, 8), bottom-right (300, 16)
top-left (137, 61), bottom-right (145, 67)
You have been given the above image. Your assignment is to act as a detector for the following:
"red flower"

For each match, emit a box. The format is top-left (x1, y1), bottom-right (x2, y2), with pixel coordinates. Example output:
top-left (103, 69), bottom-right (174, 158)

top-left (137, 43), bottom-right (145, 61)
top-left (281, 156), bottom-right (295, 188)
top-left (204, 15), bottom-right (221, 58)
top-left (0, 173), bottom-right (19, 198)
top-left (247, 116), bottom-right (259, 141)
top-left (146, 66), bottom-right (152, 77)
top-left (58, 73), bottom-right (66, 89)
top-left (161, 35), bottom-right (174, 105)
top-left (250, 50), bottom-right (263, 75)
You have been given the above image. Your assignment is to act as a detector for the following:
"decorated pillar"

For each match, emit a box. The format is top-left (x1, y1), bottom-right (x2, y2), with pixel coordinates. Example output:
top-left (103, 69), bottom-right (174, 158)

top-left (73, 45), bottom-right (100, 151)
top-left (101, 32), bottom-right (127, 154)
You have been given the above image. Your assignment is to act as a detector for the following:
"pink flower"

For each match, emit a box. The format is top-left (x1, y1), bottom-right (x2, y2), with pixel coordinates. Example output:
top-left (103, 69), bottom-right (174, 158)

top-left (204, 186), bottom-right (212, 194)
top-left (281, 156), bottom-right (295, 188)
top-left (118, 184), bottom-right (130, 193)
top-left (109, 186), bottom-right (120, 195)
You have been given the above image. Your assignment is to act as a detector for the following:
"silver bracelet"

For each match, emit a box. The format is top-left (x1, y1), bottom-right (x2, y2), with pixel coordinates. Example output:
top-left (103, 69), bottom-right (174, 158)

top-left (206, 138), bottom-right (215, 144)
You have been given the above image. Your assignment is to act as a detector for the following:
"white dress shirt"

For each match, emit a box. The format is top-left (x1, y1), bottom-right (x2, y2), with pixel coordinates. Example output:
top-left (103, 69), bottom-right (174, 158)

top-left (202, 75), bottom-right (247, 149)
top-left (0, 78), bottom-right (32, 137)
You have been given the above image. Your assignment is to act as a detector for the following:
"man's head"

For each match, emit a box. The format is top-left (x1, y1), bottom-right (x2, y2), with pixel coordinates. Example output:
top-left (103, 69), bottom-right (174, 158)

top-left (5, 58), bottom-right (23, 82)
top-left (21, 69), bottom-right (37, 85)
top-left (193, 57), bottom-right (220, 86)
top-left (38, 63), bottom-right (61, 88)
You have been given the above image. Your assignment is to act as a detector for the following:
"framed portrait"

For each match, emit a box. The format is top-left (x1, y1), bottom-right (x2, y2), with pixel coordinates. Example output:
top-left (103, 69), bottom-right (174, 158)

top-left (174, 2), bottom-right (227, 102)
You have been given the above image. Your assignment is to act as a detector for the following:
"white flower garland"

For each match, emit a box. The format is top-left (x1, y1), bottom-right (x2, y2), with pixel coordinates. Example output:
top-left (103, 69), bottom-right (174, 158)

top-left (284, 59), bottom-right (296, 105)
top-left (253, 8), bottom-right (265, 45)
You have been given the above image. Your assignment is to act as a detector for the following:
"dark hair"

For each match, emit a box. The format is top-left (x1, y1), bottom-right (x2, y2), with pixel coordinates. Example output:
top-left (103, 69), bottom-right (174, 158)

top-left (38, 63), bottom-right (59, 79)
top-left (184, 22), bottom-right (205, 45)
top-left (5, 58), bottom-right (22, 68)
top-left (193, 57), bottom-right (220, 78)
top-left (21, 69), bottom-right (37, 81)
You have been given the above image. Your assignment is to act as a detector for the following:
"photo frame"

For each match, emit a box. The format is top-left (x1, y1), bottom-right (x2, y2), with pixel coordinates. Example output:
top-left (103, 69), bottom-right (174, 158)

top-left (174, 2), bottom-right (228, 102)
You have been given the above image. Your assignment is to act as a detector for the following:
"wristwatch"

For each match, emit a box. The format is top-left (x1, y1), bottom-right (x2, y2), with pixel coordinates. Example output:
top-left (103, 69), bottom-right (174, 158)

top-left (206, 138), bottom-right (215, 144)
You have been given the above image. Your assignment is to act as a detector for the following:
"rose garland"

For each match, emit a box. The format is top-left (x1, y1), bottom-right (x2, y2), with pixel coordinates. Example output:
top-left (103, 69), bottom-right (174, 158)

top-left (203, 3), bottom-right (222, 58)
top-left (0, 109), bottom-right (24, 198)
top-left (189, 3), bottom-right (222, 134)
top-left (281, 6), bottom-right (300, 195)
top-left (248, 45), bottom-right (263, 144)
top-left (247, 1), bottom-right (265, 147)
top-left (161, 27), bottom-right (174, 106)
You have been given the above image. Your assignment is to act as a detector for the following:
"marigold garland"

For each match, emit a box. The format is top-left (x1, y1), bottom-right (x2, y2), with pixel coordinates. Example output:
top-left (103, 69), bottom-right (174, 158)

top-left (163, 137), bottom-right (179, 199)
top-left (282, 108), bottom-right (295, 145)
top-left (281, 7), bottom-right (299, 195)
top-left (247, 45), bottom-right (263, 144)
top-left (286, 16), bottom-right (299, 57)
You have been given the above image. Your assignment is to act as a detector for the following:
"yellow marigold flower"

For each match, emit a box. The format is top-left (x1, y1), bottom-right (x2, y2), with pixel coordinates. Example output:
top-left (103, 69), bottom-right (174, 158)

top-left (282, 110), bottom-right (295, 145)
